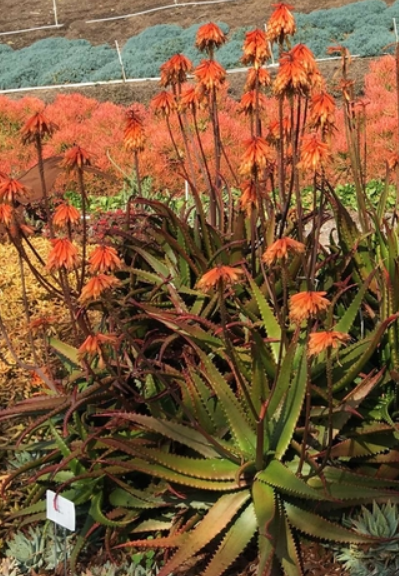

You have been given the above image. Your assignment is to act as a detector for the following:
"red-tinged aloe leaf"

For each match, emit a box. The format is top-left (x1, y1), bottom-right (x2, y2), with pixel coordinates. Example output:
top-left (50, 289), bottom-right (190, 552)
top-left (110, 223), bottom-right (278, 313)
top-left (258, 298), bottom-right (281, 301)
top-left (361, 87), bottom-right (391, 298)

top-left (195, 349), bottom-right (256, 455)
top-left (157, 490), bottom-right (251, 576)
top-left (285, 502), bottom-right (377, 544)
top-left (98, 413), bottom-right (221, 459)
top-left (325, 437), bottom-right (391, 460)
top-left (252, 480), bottom-right (276, 576)
top-left (0, 395), bottom-right (68, 420)
top-left (247, 276), bottom-right (281, 364)
top-left (202, 502), bottom-right (257, 576)
top-left (115, 534), bottom-right (187, 550)
top-left (187, 367), bottom-right (228, 432)
top-left (276, 498), bottom-right (304, 576)
top-left (99, 456), bottom-right (241, 491)
top-left (130, 519), bottom-right (173, 533)
top-left (126, 446), bottom-right (240, 480)
top-left (273, 347), bottom-right (307, 459)
top-left (258, 460), bottom-right (328, 501)
top-left (367, 449), bottom-right (399, 463)
top-left (310, 466), bottom-right (399, 490)
top-left (109, 484), bottom-right (168, 509)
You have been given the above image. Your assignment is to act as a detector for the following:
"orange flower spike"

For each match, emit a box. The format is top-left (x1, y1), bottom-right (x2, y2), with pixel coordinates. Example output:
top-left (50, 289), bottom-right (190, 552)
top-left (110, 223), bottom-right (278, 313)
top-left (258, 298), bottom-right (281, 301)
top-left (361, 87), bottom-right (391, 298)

top-left (274, 50), bottom-right (310, 96)
top-left (289, 291), bottom-right (330, 324)
top-left (52, 203), bottom-right (81, 228)
top-left (124, 106), bottom-right (145, 152)
top-left (239, 91), bottom-right (268, 115)
top-left (194, 59), bottom-right (226, 91)
top-left (46, 238), bottom-right (79, 271)
top-left (290, 44), bottom-right (317, 73)
top-left (62, 145), bottom-right (91, 170)
top-left (0, 203), bottom-right (13, 226)
top-left (79, 274), bottom-right (121, 304)
top-left (239, 180), bottom-right (258, 215)
top-left (242, 29), bottom-right (270, 69)
top-left (267, 3), bottom-right (296, 44)
top-left (78, 332), bottom-right (119, 365)
top-left (151, 91), bottom-right (177, 118)
top-left (309, 91), bottom-right (336, 131)
top-left (21, 110), bottom-right (57, 144)
top-left (240, 136), bottom-right (273, 175)
top-left (89, 245), bottom-right (121, 274)
top-left (308, 331), bottom-right (350, 357)
top-left (245, 68), bottom-right (271, 91)
top-left (299, 133), bottom-right (331, 172)
top-left (179, 85), bottom-right (205, 112)
top-left (160, 53), bottom-right (192, 87)
top-left (262, 237), bottom-right (305, 266)
top-left (196, 22), bottom-right (227, 53)
top-left (0, 178), bottom-right (27, 203)
top-left (196, 265), bottom-right (244, 291)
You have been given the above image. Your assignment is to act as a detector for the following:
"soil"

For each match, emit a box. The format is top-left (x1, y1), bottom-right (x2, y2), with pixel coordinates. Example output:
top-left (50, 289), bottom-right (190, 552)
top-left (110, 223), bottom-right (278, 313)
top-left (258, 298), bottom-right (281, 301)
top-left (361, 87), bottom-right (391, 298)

top-left (0, 0), bottom-right (397, 105)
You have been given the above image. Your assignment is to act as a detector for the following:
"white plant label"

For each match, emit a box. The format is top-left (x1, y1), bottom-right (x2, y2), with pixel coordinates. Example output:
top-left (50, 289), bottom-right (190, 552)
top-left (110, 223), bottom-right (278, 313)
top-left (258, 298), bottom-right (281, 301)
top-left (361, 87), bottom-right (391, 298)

top-left (46, 490), bottom-right (76, 531)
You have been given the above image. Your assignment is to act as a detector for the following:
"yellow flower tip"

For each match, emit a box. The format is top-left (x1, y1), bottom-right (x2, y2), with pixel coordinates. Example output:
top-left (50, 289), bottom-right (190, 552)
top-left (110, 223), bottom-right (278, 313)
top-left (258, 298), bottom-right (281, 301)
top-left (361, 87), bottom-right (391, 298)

top-left (308, 331), bottom-right (350, 357)
top-left (196, 265), bottom-right (244, 292)
top-left (289, 291), bottom-right (330, 324)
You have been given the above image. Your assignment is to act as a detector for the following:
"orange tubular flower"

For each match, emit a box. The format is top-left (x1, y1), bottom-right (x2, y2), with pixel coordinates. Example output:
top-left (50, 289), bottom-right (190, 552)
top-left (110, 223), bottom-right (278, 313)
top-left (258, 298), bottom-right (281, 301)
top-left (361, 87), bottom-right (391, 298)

top-left (262, 237), bottom-right (305, 266)
top-left (29, 315), bottom-right (57, 335)
top-left (289, 291), bottom-right (330, 324)
top-left (179, 84), bottom-right (206, 112)
top-left (245, 67), bottom-right (271, 91)
top-left (194, 59), bottom-right (226, 91)
top-left (267, 3), bottom-right (296, 44)
top-left (239, 180), bottom-right (258, 215)
top-left (160, 54), bottom-right (192, 87)
top-left (309, 91), bottom-right (336, 131)
top-left (78, 332), bottom-right (119, 365)
top-left (0, 178), bottom-right (26, 203)
top-left (62, 145), bottom-right (91, 170)
top-left (299, 133), bottom-right (330, 172)
top-left (151, 91), bottom-right (177, 117)
top-left (89, 245), bottom-right (121, 274)
top-left (274, 50), bottom-right (310, 96)
top-left (308, 331), bottom-right (350, 357)
top-left (79, 274), bottom-right (121, 304)
top-left (239, 91), bottom-right (268, 115)
top-left (196, 22), bottom-right (227, 53)
top-left (290, 44), bottom-right (317, 73)
top-left (46, 238), bottom-right (79, 271)
top-left (240, 136), bottom-right (273, 175)
top-left (242, 29), bottom-right (270, 69)
top-left (53, 203), bottom-right (81, 228)
top-left (21, 111), bottom-right (57, 144)
top-left (0, 203), bottom-right (12, 226)
top-left (196, 265), bottom-right (244, 291)
top-left (124, 107), bottom-right (145, 152)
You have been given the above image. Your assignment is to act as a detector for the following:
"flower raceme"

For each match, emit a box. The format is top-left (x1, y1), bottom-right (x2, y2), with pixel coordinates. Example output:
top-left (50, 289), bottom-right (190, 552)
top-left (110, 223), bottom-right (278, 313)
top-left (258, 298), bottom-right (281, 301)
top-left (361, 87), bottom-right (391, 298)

top-left (240, 136), bottom-right (273, 175)
top-left (239, 180), bottom-right (257, 214)
top-left (194, 60), bottom-right (226, 91)
top-left (62, 145), bottom-right (91, 170)
top-left (0, 178), bottom-right (26, 203)
top-left (78, 332), bottom-right (119, 367)
top-left (309, 91), bottom-right (336, 132)
top-left (79, 274), bottom-right (121, 305)
top-left (245, 68), bottom-right (271, 91)
top-left (267, 3), bottom-right (296, 45)
top-left (289, 291), bottom-right (330, 324)
top-left (20, 111), bottom-right (57, 144)
top-left (299, 133), bottom-right (330, 172)
top-left (160, 54), bottom-right (192, 87)
top-left (195, 22), bottom-right (227, 53)
top-left (52, 203), bottom-right (81, 228)
top-left (274, 49), bottom-right (310, 96)
top-left (242, 29), bottom-right (270, 69)
top-left (239, 91), bottom-right (269, 116)
top-left (308, 331), bottom-right (350, 357)
top-left (179, 85), bottom-right (206, 112)
top-left (196, 265), bottom-right (244, 291)
top-left (89, 245), bottom-right (121, 274)
top-left (0, 203), bottom-right (12, 226)
top-left (124, 107), bottom-right (145, 152)
top-left (46, 238), bottom-right (79, 271)
top-left (151, 91), bottom-right (177, 118)
top-left (262, 237), bottom-right (305, 266)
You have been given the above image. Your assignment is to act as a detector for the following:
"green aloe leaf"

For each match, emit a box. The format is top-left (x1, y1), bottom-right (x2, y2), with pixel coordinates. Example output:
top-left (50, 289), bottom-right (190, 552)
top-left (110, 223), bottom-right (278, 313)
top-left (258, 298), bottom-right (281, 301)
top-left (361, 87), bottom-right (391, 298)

top-left (276, 497), bottom-right (303, 576)
top-left (334, 272), bottom-right (375, 334)
top-left (157, 491), bottom-right (251, 576)
top-left (248, 276), bottom-right (281, 363)
top-left (258, 460), bottom-right (325, 501)
top-left (48, 337), bottom-right (79, 370)
top-left (252, 480), bottom-right (276, 576)
top-left (202, 502), bottom-right (257, 576)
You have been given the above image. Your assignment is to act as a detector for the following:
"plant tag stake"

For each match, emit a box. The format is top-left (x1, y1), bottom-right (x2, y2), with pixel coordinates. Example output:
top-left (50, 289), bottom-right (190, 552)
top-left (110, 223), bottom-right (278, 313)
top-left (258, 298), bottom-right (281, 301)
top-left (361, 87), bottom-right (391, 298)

top-left (46, 490), bottom-right (76, 531)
